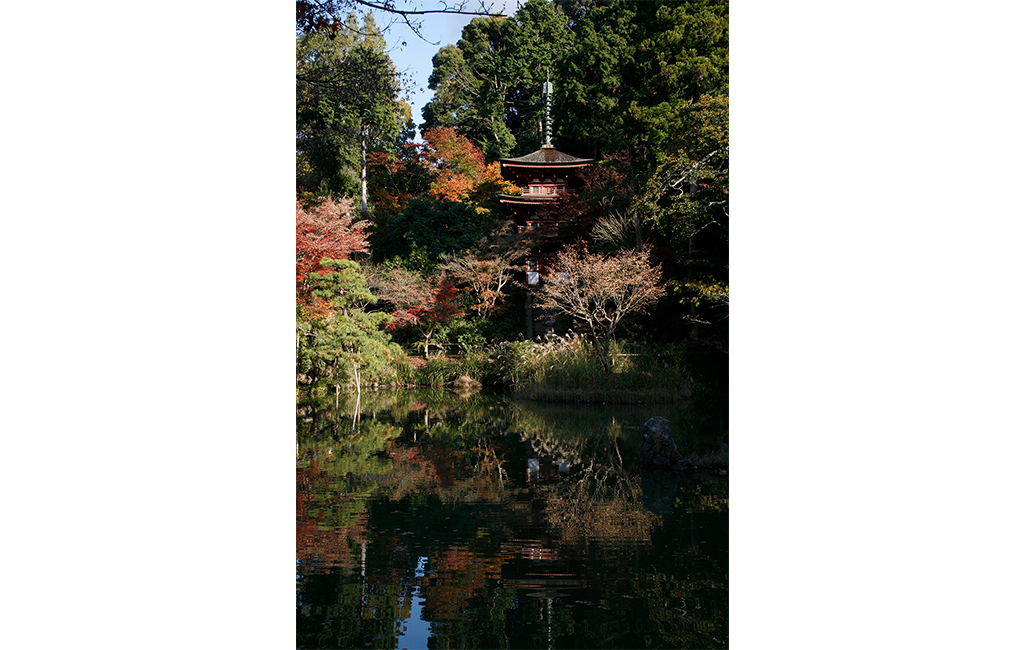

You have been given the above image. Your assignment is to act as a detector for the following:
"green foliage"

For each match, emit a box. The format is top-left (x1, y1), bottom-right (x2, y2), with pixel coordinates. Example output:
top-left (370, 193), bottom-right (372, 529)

top-left (453, 320), bottom-right (487, 354)
top-left (419, 0), bottom-right (574, 160)
top-left (296, 12), bottom-right (402, 202)
top-left (296, 258), bottom-right (411, 387)
top-left (421, 0), bottom-right (727, 163)
top-left (633, 0), bottom-right (729, 108)
top-left (384, 248), bottom-right (435, 275)
top-left (372, 196), bottom-right (490, 265)
top-left (512, 334), bottom-right (606, 391)
top-left (421, 17), bottom-right (516, 160)
top-left (498, 0), bottom-right (574, 154)
top-left (421, 44), bottom-right (477, 129)
top-left (487, 339), bottom-right (537, 388)
top-left (556, 0), bottom-right (644, 153)
top-left (417, 357), bottom-right (465, 387)
top-left (632, 96), bottom-right (728, 246)
top-left (412, 347), bottom-right (494, 388)
top-left (631, 93), bottom-right (729, 339)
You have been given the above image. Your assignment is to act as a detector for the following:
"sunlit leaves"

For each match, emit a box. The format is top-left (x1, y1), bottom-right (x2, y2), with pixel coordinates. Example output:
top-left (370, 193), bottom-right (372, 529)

top-left (297, 258), bottom-right (410, 386)
top-left (632, 0), bottom-right (729, 110)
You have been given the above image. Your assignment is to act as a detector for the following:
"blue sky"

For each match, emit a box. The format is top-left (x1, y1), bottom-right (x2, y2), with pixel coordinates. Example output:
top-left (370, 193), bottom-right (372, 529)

top-left (375, 1), bottom-right (522, 138)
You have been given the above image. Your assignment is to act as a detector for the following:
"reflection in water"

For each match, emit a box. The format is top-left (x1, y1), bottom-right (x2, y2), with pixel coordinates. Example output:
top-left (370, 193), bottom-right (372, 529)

top-left (297, 389), bottom-right (728, 649)
top-left (642, 468), bottom-right (689, 516)
top-left (396, 557), bottom-right (430, 650)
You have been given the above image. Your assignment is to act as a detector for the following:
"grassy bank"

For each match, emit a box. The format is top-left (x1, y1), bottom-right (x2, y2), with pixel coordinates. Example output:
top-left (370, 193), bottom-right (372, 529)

top-left (410, 334), bottom-right (694, 404)
top-left (299, 333), bottom-right (712, 405)
top-left (689, 446), bottom-right (729, 471)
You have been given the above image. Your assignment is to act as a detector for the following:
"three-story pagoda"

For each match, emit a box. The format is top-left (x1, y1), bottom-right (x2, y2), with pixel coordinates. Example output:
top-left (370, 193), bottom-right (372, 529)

top-left (496, 76), bottom-right (594, 337)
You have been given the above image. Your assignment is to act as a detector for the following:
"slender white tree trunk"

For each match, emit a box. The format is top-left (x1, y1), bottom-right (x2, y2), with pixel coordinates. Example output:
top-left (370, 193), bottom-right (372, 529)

top-left (360, 128), bottom-right (368, 218)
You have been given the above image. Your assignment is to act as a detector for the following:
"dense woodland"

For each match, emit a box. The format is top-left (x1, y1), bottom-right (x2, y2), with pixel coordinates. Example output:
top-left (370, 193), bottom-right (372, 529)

top-left (296, 0), bottom-right (728, 398)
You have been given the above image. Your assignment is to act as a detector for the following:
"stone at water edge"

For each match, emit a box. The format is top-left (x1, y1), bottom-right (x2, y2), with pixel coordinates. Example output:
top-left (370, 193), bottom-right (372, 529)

top-left (452, 375), bottom-right (483, 396)
top-left (640, 417), bottom-right (693, 471)
top-left (452, 375), bottom-right (482, 390)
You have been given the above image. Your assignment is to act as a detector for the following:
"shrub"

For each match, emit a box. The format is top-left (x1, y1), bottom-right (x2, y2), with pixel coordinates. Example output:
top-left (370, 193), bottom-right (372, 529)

top-left (486, 335), bottom-right (691, 403)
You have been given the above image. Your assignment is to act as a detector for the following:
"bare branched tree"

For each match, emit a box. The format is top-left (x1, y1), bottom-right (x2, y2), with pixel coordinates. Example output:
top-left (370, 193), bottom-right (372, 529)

top-left (535, 243), bottom-right (666, 373)
top-left (297, 0), bottom-right (501, 42)
top-left (440, 242), bottom-right (527, 319)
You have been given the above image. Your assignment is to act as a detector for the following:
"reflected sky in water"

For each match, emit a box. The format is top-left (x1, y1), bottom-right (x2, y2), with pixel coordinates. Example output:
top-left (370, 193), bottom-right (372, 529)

top-left (395, 556), bottom-right (430, 650)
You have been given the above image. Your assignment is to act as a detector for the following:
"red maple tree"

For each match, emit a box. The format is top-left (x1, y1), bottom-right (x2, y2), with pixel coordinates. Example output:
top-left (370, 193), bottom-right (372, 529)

top-left (378, 266), bottom-right (464, 358)
top-left (295, 195), bottom-right (369, 312)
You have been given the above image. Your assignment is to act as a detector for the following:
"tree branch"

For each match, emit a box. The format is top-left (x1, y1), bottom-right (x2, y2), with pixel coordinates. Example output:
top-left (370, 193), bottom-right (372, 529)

top-left (299, 0), bottom-right (504, 44)
top-left (352, 0), bottom-right (500, 18)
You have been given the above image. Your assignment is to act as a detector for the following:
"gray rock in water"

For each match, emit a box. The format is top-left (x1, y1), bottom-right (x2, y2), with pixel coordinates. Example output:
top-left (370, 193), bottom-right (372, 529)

top-left (641, 417), bottom-right (692, 471)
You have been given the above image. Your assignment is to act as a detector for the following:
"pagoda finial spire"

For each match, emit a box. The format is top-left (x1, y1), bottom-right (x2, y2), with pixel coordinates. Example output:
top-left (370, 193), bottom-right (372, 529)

top-left (542, 70), bottom-right (553, 148)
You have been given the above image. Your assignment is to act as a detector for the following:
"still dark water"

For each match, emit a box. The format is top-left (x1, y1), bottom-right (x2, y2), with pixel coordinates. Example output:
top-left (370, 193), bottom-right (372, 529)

top-left (297, 389), bottom-right (728, 649)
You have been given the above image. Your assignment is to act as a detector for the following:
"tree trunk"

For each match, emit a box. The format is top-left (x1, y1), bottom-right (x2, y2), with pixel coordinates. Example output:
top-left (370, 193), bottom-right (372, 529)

top-left (588, 331), bottom-right (613, 374)
top-left (360, 128), bottom-right (368, 218)
top-left (689, 235), bottom-right (699, 340)
top-left (628, 144), bottom-right (638, 195)
top-left (351, 363), bottom-right (361, 432)
top-left (525, 292), bottom-right (533, 340)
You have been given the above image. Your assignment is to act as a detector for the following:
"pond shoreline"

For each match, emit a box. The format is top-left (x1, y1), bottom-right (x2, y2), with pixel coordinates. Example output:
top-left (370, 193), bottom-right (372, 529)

top-left (299, 376), bottom-right (712, 406)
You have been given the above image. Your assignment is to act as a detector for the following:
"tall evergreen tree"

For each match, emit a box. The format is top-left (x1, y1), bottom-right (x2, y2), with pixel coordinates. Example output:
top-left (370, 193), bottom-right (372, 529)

top-left (421, 16), bottom-right (515, 161)
top-left (296, 12), bottom-right (403, 213)
top-left (421, 1), bottom-right (576, 160)
top-left (497, 0), bottom-right (574, 155)
top-left (627, 1), bottom-right (729, 342)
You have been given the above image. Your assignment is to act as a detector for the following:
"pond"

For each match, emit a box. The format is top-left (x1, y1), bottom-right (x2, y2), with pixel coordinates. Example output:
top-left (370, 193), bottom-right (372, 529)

top-left (297, 389), bottom-right (728, 649)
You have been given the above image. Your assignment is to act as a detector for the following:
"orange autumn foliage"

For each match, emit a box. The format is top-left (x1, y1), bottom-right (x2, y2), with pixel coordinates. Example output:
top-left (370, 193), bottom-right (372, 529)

top-left (367, 127), bottom-right (518, 216)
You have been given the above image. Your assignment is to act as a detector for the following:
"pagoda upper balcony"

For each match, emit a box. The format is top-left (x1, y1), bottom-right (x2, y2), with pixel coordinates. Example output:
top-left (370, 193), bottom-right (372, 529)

top-left (521, 182), bottom-right (566, 196)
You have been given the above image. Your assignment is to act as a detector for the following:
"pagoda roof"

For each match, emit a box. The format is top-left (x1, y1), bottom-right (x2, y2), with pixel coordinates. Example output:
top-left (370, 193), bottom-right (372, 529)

top-left (500, 145), bottom-right (594, 167)
top-left (496, 194), bottom-right (560, 204)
